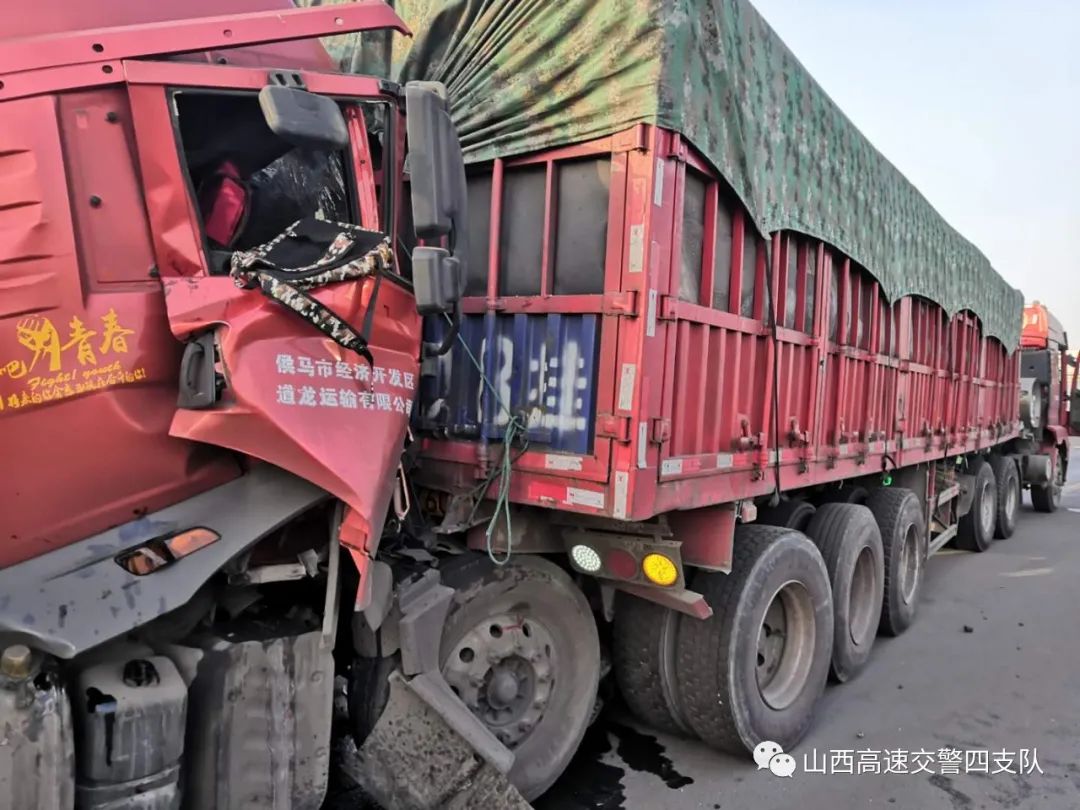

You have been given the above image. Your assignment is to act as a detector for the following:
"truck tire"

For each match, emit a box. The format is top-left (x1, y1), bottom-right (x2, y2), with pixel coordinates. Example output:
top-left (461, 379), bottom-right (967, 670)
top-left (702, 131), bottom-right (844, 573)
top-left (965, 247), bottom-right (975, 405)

top-left (674, 525), bottom-right (833, 755)
top-left (956, 459), bottom-right (996, 552)
top-left (817, 485), bottom-right (869, 505)
top-left (865, 487), bottom-right (926, 637)
top-left (1031, 448), bottom-right (1065, 513)
top-left (612, 593), bottom-right (693, 736)
top-left (756, 499), bottom-right (816, 532)
top-left (988, 455), bottom-right (1020, 539)
top-left (804, 504), bottom-right (885, 683)
top-left (437, 554), bottom-right (601, 801)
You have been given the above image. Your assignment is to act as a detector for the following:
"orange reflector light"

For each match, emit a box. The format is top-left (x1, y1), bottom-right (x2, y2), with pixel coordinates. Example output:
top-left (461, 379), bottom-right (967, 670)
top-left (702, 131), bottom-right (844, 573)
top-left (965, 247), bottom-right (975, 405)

top-left (641, 553), bottom-right (678, 587)
top-left (117, 527), bottom-right (220, 576)
top-left (165, 527), bottom-right (219, 559)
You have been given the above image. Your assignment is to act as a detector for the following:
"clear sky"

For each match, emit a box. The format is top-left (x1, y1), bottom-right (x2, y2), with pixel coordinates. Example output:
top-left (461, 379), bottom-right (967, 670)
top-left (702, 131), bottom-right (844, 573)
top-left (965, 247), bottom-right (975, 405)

top-left (752, 0), bottom-right (1080, 348)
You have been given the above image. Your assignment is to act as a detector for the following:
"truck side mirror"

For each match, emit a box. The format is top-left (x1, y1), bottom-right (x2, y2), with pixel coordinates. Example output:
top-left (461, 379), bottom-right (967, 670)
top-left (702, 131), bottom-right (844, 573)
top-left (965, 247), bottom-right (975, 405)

top-left (405, 82), bottom-right (467, 316)
top-left (259, 84), bottom-right (349, 151)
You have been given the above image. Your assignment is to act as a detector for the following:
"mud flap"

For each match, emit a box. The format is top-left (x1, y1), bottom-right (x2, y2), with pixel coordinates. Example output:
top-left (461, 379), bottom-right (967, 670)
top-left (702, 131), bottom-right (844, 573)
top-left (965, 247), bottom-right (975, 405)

top-left (356, 572), bottom-right (532, 810)
top-left (358, 674), bottom-right (531, 809)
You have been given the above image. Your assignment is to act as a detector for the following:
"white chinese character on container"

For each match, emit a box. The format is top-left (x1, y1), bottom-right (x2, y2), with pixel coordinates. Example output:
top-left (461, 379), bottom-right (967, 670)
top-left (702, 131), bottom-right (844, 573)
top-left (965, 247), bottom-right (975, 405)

top-left (389, 368), bottom-right (403, 388)
top-left (403, 371), bottom-right (415, 390)
top-left (355, 364), bottom-right (370, 382)
top-left (856, 750), bottom-right (881, 775)
top-left (316, 359), bottom-right (333, 378)
top-left (910, 749), bottom-right (934, 774)
top-left (937, 747), bottom-right (962, 775)
top-left (276, 384), bottom-right (296, 405)
top-left (992, 750), bottom-right (1016, 775)
top-left (392, 396), bottom-right (408, 414)
top-left (319, 388), bottom-right (339, 407)
top-left (297, 356), bottom-right (315, 377)
top-left (340, 389), bottom-right (359, 409)
top-left (335, 361), bottom-right (354, 379)
top-left (375, 393), bottom-right (392, 411)
top-left (298, 385), bottom-right (317, 406)
top-left (883, 750), bottom-right (909, 774)
top-left (359, 390), bottom-right (374, 409)
top-left (372, 366), bottom-right (387, 385)
top-left (276, 354), bottom-right (295, 375)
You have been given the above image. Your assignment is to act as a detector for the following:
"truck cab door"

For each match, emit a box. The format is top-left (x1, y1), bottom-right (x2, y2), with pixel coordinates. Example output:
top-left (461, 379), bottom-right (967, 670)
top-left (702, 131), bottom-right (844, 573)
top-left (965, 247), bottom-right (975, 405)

top-left (126, 62), bottom-right (419, 565)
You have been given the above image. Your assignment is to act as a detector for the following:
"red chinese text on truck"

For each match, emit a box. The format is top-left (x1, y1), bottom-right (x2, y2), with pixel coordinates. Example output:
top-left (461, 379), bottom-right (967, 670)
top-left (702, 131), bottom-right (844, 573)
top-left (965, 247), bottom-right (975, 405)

top-left (3, 1), bottom-right (1080, 809)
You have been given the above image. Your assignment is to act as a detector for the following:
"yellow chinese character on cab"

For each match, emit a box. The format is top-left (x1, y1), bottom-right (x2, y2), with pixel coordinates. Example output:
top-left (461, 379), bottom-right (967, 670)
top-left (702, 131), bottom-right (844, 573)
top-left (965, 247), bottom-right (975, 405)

top-left (99, 309), bottom-right (135, 355)
top-left (62, 316), bottom-right (98, 366)
top-left (0, 359), bottom-right (28, 379)
top-left (15, 317), bottom-right (62, 373)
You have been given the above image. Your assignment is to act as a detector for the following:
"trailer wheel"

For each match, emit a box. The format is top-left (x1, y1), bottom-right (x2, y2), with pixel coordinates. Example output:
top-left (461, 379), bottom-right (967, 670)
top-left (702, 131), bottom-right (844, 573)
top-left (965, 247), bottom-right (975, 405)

top-left (612, 593), bottom-right (693, 736)
top-left (1031, 448), bottom-right (1065, 513)
top-left (865, 487), bottom-right (926, 636)
top-left (674, 525), bottom-right (832, 754)
top-left (956, 459), bottom-right (996, 552)
top-left (756, 499), bottom-right (817, 532)
top-left (988, 455), bottom-right (1020, 539)
top-left (438, 554), bottom-right (600, 800)
top-left (804, 504), bottom-right (884, 683)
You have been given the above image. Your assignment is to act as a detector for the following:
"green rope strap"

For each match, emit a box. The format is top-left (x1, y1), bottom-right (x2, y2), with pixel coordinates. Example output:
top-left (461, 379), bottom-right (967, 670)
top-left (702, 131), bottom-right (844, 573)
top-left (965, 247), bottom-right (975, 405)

top-left (446, 316), bottom-right (529, 565)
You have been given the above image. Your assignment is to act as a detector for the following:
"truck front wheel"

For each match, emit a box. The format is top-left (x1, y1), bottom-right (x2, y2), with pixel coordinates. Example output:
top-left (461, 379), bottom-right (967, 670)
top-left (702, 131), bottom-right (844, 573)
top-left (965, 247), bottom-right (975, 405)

top-left (438, 554), bottom-right (600, 800)
top-left (1031, 449), bottom-right (1065, 513)
top-left (674, 525), bottom-right (833, 754)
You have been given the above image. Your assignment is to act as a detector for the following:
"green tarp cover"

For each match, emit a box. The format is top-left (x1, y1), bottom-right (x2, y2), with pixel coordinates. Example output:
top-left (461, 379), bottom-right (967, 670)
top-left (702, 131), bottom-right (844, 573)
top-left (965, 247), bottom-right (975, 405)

top-left (302, 0), bottom-right (1023, 349)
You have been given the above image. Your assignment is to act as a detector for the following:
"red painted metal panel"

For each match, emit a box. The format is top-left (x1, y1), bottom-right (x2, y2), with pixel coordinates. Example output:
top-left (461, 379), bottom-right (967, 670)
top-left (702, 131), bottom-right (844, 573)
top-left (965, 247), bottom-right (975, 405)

top-left (418, 126), bottom-right (1022, 525)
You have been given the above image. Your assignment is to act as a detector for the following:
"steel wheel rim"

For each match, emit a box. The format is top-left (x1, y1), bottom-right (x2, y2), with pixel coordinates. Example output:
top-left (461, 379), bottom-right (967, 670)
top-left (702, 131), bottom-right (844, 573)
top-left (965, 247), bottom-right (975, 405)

top-left (898, 524), bottom-right (921, 605)
top-left (756, 580), bottom-right (816, 710)
top-left (979, 480), bottom-right (995, 535)
top-left (443, 613), bottom-right (556, 748)
top-left (848, 546), bottom-right (877, 647)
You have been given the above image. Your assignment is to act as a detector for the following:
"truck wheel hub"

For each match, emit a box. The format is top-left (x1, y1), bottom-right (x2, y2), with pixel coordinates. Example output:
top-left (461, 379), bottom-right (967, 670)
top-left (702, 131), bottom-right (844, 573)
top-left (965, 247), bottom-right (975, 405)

top-left (443, 612), bottom-right (556, 748)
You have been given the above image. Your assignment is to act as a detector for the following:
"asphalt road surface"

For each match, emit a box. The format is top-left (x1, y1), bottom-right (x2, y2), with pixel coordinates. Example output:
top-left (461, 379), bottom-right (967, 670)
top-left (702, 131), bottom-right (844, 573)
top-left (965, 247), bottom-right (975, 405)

top-left (542, 441), bottom-right (1080, 810)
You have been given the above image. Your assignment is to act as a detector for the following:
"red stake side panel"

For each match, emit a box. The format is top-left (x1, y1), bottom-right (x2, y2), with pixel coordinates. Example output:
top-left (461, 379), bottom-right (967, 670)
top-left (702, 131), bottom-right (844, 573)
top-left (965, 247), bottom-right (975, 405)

top-left (419, 126), bottom-right (1020, 521)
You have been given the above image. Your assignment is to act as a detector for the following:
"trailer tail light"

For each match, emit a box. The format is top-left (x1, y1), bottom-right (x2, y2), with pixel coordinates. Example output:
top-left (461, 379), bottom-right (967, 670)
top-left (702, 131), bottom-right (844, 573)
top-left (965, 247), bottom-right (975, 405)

top-left (569, 544), bottom-right (603, 573)
top-left (604, 548), bottom-right (638, 580)
top-left (563, 531), bottom-right (684, 588)
top-left (116, 528), bottom-right (220, 576)
top-left (641, 553), bottom-right (679, 587)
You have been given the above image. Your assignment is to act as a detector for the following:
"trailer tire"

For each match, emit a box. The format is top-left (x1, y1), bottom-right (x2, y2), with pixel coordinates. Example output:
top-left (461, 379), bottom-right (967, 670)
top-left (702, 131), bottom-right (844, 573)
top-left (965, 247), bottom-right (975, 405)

top-left (674, 525), bottom-right (832, 755)
top-left (865, 487), bottom-right (926, 636)
top-left (1031, 448), bottom-right (1065, 513)
top-left (956, 459), bottom-right (996, 552)
top-left (817, 485), bottom-right (869, 505)
top-left (988, 455), bottom-right (1020, 539)
top-left (438, 554), bottom-right (600, 801)
top-left (756, 499), bottom-right (816, 532)
top-left (804, 504), bottom-right (884, 683)
top-left (612, 593), bottom-right (693, 736)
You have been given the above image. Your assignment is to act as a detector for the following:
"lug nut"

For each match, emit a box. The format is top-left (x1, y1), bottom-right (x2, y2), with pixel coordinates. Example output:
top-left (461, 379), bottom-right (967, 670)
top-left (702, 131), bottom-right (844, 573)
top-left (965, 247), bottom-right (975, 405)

top-left (1, 645), bottom-right (32, 679)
